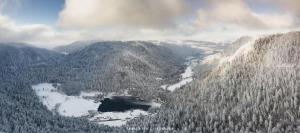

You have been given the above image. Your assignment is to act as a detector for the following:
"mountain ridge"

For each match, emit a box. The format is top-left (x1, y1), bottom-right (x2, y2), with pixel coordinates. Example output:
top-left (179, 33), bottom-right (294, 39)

top-left (127, 31), bottom-right (300, 132)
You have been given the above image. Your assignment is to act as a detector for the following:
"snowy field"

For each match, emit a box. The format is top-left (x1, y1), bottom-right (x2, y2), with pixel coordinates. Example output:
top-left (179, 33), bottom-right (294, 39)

top-left (161, 57), bottom-right (197, 91)
top-left (32, 83), bottom-right (100, 117)
top-left (32, 83), bottom-right (154, 127)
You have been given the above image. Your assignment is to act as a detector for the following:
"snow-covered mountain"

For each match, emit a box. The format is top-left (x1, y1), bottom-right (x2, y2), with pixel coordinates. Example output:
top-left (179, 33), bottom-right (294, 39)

top-left (0, 43), bottom-right (116, 133)
top-left (54, 40), bottom-right (99, 54)
top-left (38, 41), bottom-right (189, 99)
top-left (0, 43), bottom-right (60, 82)
top-left (3, 31), bottom-right (298, 132)
top-left (128, 31), bottom-right (300, 132)
top-left (0, 40), bottom-right (193, 132)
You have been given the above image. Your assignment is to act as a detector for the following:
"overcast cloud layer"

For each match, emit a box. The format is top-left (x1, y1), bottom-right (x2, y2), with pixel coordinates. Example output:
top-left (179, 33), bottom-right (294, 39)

top-left (0, 0), bottom-right (299, 48)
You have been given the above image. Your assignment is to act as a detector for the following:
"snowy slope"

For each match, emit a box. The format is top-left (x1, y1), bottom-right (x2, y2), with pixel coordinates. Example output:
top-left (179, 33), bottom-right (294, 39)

top-left (131, 31), bottom-right (300, 132)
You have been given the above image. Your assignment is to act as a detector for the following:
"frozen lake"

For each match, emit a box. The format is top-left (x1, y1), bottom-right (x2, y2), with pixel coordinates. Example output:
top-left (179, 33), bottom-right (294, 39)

top-left (32, 83), bottom-right (159, 127)
top-left (98, 96), bottom-right (153, 112)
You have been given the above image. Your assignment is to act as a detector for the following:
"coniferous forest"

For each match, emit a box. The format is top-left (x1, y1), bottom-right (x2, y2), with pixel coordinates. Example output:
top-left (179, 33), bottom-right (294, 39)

top-left (0, 32), bottom-right (299, 133)
top-left (1, 0), bottom-right (300, 132)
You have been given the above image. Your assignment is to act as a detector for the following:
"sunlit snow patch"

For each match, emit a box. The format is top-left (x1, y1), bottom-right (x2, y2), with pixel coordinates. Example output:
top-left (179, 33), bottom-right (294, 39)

top-left (220, 39), bottom-right (255, 64)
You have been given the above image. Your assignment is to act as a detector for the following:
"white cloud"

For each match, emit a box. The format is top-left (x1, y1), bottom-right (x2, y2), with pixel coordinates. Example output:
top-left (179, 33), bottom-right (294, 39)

top-left (254, 13), bottom-right (296, 28)
top-left (276, 0), bottom-right (300, 17)
top-left (58, 0), bottom-right (186, 29)
top-left (0, 15), bottom-right (193, 48)
top-left (195, 0), bottom-right (298, 31)
top-left (0, 15), bottom-right (78, 48)
top-left (0, 0), bottom-right (299, 48)
top-left (195, 0), bottom-right (266, 30)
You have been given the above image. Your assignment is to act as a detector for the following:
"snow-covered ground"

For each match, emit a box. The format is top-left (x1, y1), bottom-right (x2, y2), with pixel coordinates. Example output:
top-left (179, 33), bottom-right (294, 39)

top-left (32, 83), bottom-right (100, 117)
top-left (166, 65), bottom-right (193, 91)
top-left (32, 83), bottom-right (156, 127)
top-left (89, 110), bottom-right (148, 127)
top-left (161, 57), bottom-right (197, 91)
top-left (88, 101), bottom-right (160, 127)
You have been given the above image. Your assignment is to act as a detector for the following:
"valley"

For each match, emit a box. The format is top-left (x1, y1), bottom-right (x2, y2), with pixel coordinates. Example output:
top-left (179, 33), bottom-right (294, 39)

top-left (1, 1), bottom-right (299, 132)
top-left (1, 32), bottom-right (299, 132)
top-left (161, 57), bottom-right (197, 91)
top-left (30, 48), bottom-right (210, 127)
top-left (24, 40), bottom-right (223, 128)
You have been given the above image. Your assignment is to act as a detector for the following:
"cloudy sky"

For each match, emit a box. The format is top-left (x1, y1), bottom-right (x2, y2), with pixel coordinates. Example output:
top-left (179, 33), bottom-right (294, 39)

top-left (0, 0), bottom-right (299, 48)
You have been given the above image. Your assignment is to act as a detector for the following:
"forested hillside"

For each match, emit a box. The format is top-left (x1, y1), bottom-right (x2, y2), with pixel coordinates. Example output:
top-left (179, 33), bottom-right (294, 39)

top-left (54, 40), bottom-right (99, 54)
top-left (0, 43), bottom-right (61, 82)
top-left (32, 41), bottom-right (191, 100)
top-left (0, 41), bottom-right (198, 132)
top-left (3, 32), bottom-right (298, 133)
top-left (127, 31), bottom-right (300, 133)
top-left (0, 44), bottom-right (115, 133)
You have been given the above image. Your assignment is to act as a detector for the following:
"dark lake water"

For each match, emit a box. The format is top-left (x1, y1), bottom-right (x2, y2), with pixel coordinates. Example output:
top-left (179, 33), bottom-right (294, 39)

top-left (98, 96), bottom-right (152, 112)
